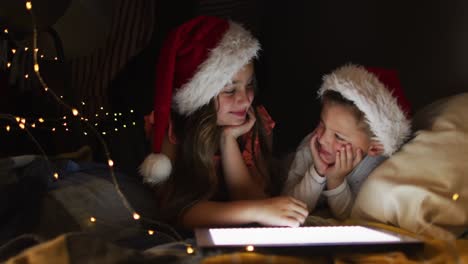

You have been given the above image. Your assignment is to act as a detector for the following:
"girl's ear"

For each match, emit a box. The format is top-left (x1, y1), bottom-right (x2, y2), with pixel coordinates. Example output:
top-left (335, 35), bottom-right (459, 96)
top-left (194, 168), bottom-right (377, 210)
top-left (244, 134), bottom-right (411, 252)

top-left (167, 118), bottom-right (178, 145)
top-left (367, 140), bottom-right (384, 156)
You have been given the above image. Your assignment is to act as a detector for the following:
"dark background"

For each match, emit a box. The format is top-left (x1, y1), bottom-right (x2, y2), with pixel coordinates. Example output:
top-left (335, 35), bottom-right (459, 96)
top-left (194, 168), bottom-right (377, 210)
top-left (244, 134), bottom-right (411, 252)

top-left (1, 0), bottom-right (467, 174)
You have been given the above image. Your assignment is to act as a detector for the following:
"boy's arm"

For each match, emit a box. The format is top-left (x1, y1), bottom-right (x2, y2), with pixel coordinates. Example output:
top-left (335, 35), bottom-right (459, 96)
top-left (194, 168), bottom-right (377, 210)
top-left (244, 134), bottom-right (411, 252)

top-left (282, 133), bottom-right (325, 212)
top-left (323, 181), bottom-right (353, 220)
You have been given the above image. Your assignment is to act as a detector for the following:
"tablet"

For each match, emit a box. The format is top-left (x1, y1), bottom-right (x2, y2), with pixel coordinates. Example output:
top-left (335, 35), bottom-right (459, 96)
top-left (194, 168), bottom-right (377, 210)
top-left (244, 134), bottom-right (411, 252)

top-left (195, 225), bottom-right (424, 255)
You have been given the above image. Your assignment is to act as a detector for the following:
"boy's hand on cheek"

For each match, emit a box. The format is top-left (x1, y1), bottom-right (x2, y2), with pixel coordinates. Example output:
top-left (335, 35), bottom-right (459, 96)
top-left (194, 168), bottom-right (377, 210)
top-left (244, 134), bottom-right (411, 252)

top-left (221, 108), bottom-right (256, 140)
top-left (309, 133), bottom-right (328, 176)
top-left (326, 145), bottom-right (363, 189)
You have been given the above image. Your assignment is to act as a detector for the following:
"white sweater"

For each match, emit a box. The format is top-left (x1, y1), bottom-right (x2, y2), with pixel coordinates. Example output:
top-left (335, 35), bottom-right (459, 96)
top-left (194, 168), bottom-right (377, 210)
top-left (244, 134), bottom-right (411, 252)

top-left (282, 133), bottom-right (386, 220)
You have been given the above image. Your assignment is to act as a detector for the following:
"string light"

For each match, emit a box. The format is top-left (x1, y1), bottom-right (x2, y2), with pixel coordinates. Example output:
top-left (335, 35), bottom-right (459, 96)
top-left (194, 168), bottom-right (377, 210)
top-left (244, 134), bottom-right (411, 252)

top-left (19, 123), bottom-right (25, 129)
top-left (24, 47), bottom-right (29, 51)
top-left (6, 126), bottom-right (10, 132)
top-left (25, 1), bottom-right (32, 10)
top-left (90, 217), bottom-right (96, 223)
top-left (53, 173), bottom-right (59, 180)
top-left (246, 245), bottom-right (255, 252)
top-left (25, 74), bottom-right (29, 79)
top-left (40, 54), bottom-right (44, 58)
top-left (148, 230), bottom-right (155, 235)
top-left (72, 108), bottom-right (79, 116)
top-left (133, 213), bottom-right (140, 220)
top-left (452, 193), bottom-right (459, 201)
top-left (34, 64), bottom-right (39, 72)
top-left (108, 159), bottom-right (114, 167)
top-left (38, 118), bottom-right (44, 123)
top-left (3, 29), bottom-right (8, 34)
top-left (186, 246), bottom-right (194, 254)
top-left (11, 49), bottom-right (16, 54)
top-left (7, 62), bottom-right (11, 68)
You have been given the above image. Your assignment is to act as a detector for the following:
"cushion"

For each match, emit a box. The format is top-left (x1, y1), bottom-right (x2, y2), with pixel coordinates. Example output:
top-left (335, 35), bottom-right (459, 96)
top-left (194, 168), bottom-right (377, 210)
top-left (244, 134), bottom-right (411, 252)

top-left (352, 92), bottom-right (468, 239)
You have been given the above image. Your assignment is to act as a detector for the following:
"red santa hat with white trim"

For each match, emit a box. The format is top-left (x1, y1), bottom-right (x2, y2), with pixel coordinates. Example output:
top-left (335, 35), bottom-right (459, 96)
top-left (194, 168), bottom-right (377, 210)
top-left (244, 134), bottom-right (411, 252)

top-left (139, 16), bottom-right (260, 185)
top-left (318, 64), bottom-right (412, 157)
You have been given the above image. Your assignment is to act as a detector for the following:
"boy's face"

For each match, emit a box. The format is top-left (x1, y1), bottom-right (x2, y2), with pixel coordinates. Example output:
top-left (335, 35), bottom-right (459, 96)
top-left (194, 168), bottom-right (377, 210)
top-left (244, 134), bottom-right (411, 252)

top-left (216, 63), bottom-right (255, 126)
top-left (315, 102), bottom-right (371, 165)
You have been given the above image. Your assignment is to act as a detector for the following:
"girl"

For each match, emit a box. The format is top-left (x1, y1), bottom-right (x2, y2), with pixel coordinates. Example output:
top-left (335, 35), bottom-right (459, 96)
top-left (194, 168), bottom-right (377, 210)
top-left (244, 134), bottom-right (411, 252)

top-left (140, 16), bottom-right (307, 229)
top-left (283, 64), bottom-right (412, 220)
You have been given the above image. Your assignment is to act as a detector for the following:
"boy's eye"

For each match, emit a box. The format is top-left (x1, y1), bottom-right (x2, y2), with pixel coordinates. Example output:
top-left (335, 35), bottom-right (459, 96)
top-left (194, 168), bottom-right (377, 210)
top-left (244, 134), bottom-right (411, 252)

top-left (335, 134), bottom-right (346, 141)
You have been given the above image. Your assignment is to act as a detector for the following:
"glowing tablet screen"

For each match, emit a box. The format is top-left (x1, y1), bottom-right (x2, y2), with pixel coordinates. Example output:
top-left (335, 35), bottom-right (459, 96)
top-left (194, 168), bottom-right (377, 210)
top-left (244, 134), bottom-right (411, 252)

top-left (196, 226), bottom-right (406, 247)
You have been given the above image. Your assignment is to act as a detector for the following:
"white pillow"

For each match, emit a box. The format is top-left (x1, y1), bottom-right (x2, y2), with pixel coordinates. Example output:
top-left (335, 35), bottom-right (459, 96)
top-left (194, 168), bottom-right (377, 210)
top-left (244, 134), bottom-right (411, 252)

top-left (352, 93), bottom-right (468, 239)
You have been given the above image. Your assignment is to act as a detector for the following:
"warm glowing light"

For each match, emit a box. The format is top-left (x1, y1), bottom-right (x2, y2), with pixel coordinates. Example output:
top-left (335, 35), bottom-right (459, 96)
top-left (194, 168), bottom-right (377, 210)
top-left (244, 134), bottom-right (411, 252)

top-left (15, 117), bottom-right (21, 122)
top-left (31, 123), bottom-right (36, 128)
top-left (3, 29), bottom-right (8, 33)
top-left (34, 48), bottom-right (39, 52)
top-left (186, 246), bottom-right (194, 254)
top-left (63, 122), bottom-right (67, 127)
top-left (452, 193), bottom-right (459, 201)
top-left (90, 217), bottom-right (96, 223)
top-left (133, 213), bottom-right (140, 220)
top-left (130, 109), bottom-right (134, 113)
top-left (102, 132), bottom-right (106, 135)
top-left (105, 112), bottom-right (109, 116)
top-left (12, 49), bottom-right (16, 54)
top-left (44, 87), bottom-right (48, 92)
top-left (40, 54), bottom-right (44, 58)
top-left (123, 125), bottom-right (127, 128)
top-left (38, 118), bottom-right (44, 123)
top-left (246, 245), bottom-right (254, 252)
top-left (20, 118), bottom-right (26, 124)
top-left (63, 116), bottom-right (67, 120)
top-left (132, 122), bottom-right (136, 126)
top-left (34, 64), bottom-right (39, 72)
top-left (24, 47), bottom-right (29, 51)
top-left (114, 118), bottom-right (118, 121)
top-left (26, 1), bottom-right (32, 10)
top-left (52, 128), bottom-right (56, 132)
top-left (7, 62), bottom-right (11, 68)
top-left (19, 123), bottom-right (25, 129)
top-left (108, 159), bottom-right (114, 167)
top-left (25, 74), bottom-right (29, 79)
top-left (54, 57), bottom-right (58, 60)
top-left (53, 173), bottom-right (59, 179)
top-left (114, 128), bottom-right (118, 132)
top-left (148, 230), bottom-right (155, 235)
top-left (72, 109), bottom-right (79, 116)
top-left (6, 126), bottom-right (10, 132)
top-left (84, 132), bottom-right (88, 135)
top-left (81, 101), bottom-right (86, 105)
top-left (60, 96), bottom-right (63, 99)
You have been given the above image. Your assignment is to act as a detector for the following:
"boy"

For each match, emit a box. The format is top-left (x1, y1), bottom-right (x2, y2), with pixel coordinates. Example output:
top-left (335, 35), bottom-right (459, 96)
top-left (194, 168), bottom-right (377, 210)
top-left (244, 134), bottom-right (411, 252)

top-left (282, 64), bottom-right (411, 220)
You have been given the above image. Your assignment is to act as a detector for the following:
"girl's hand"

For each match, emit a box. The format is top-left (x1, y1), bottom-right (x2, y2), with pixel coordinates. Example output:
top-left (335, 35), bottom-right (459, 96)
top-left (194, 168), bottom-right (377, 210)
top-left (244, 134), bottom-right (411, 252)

top-left (326, 144), bottom-right (363, 189)
top-left (252, 196), bottom-right (308, 227)
top-left (309, 132), bottom-right (328, 176)
top-left (222, 108), bottom-right (256, 140)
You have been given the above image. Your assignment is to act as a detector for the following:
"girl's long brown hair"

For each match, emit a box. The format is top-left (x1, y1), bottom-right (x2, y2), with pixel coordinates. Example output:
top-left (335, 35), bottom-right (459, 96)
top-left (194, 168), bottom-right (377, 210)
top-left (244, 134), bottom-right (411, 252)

top-left (157, 97), bottom-right (279, 220)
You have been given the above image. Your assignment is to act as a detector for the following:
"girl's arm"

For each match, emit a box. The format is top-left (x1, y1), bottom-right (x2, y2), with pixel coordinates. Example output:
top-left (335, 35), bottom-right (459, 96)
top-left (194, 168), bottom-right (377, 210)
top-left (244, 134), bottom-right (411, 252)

top-left (220, 109), bottom-right (267, 200)
top-left (180, 196), bottom-right (308, 229)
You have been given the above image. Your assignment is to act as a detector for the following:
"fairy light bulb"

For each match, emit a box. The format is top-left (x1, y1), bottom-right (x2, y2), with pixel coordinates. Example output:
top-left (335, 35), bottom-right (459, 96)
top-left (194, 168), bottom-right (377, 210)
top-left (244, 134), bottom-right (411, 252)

top-left (123, 124), bottom-right (127, 128)
top-left (15, 117), bottom-right (20, 122)
top-left (53, 173), bottom-right (59, 180)
top-left (52, 128), bottom-right (56, 132)
top-left (19, 123), bottom-right (25, 129)
top-left (246, 245), bottom-right (254, 252)
top-left (7, 62), bottom-right (11, 68)
top-left (40, 54), bottom-right (44, 58)
top-left (81, 101), bottom-right (86, 105)
top-left (186, 246), bottom-right (194, 254)
top-left (34, 48), bottom-right (39, 52)
top-left (147, 230), bottom-right (155, 235)
top-left (3, 29), bottom-right (8, 34)
top-left (452, 193), bottom-right (459, 201)
top-left (130, 109), bottom-right (134, 113)
top-left (12, 49), bottom-right (16, 54)
top-left (102, 132), bottom-right (106, 135)
top-left (72, 108), bottom-right (79, 116)
top-left (31, 123), bottom-right (36, 128)
top-left (34, 64), bottom-right (39, 72)
top-left (24, 47), bottom-right (29, 51)
top-left (108, 159), bottom-right (114, 167)
top-left (6, 125), bottom-right (10, 132)
top-left (54, 57), bottom-right (58, 61)
top-left (38, 118), bottom-right (44, 123)
top-left (133, 213), bottom-right (140, 220)
top-left (44, 87), bottom-right (48, 92)
top-left (25, 74), bottom-right (29, 79)
top-left (90, 217), bottom-right (96, 223)
top-left (26, 1), bottom-right (32, 10)
top-left (20, 118), bottom-right (26, 124)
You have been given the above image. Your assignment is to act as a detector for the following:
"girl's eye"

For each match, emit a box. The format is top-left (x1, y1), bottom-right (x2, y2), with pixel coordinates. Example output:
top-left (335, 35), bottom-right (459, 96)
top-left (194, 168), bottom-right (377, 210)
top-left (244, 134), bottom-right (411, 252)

top-left (222, 86), bottom-right (235, 94)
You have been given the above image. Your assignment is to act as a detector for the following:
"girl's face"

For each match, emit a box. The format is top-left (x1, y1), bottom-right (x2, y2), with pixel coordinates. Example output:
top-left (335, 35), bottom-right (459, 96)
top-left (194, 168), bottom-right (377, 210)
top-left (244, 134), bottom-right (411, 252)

top-left (315, 102), bottom-right (371, 165)
top-left (216, 63), bottom-right (255, 126)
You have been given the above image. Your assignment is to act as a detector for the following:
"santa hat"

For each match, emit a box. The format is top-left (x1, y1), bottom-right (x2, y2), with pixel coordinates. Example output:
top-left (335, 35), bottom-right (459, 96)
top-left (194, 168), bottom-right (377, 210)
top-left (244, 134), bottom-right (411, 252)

top-left (318, 64), bottom-right (412, 157)
top-left (139, 16), bottom-right (260, 185)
